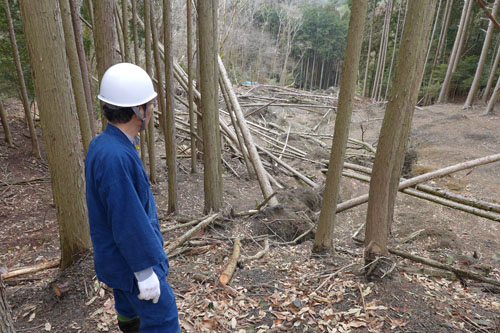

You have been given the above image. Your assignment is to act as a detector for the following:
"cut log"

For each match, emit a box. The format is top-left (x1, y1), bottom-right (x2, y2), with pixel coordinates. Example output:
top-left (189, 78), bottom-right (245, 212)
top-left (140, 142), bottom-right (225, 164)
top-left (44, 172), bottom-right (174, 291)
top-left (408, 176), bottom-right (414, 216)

top-left (1, 259), bottom-right (60, 280)
top-left (219, 238), bottom-right (241, 285)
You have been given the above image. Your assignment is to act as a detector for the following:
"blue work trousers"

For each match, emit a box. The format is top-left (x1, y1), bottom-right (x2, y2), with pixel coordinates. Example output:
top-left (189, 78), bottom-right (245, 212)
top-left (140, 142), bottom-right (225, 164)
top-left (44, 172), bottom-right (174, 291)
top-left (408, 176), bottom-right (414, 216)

top-left (113, 277), bottom-right (180, 333)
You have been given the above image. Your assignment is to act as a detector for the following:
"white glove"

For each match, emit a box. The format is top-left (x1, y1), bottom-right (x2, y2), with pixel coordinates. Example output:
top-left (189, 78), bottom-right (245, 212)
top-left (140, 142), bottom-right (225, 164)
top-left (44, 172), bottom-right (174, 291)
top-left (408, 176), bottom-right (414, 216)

top-left (136, 270), bottom-right (161, 304)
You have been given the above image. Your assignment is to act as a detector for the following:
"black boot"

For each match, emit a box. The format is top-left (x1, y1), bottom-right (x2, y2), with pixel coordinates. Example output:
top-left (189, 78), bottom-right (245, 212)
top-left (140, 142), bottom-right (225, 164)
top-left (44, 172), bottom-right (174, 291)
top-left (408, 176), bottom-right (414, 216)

top-left (118, 317), bottom-right (140, 333)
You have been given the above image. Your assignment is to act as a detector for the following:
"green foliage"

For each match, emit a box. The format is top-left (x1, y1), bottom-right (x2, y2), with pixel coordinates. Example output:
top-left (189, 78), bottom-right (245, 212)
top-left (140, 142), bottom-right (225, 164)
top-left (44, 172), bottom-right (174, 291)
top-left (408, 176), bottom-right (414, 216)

top-left (0, 0), bottom-right (34, 99)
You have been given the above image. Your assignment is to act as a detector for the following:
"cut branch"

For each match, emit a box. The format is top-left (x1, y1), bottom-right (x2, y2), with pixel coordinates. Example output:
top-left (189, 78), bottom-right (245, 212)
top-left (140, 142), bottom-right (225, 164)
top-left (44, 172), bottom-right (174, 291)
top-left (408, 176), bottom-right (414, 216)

top-left (165, 213), bottom-right (219, 254)
top-left (1, 260), bottom-right (60, 280)
top-left (219, 238), bottom-right (241, 285)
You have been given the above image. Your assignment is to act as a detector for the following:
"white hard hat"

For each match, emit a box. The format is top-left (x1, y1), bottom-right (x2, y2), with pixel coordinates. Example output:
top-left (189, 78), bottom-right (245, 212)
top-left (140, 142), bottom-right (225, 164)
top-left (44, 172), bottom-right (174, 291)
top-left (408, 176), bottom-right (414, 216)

top-left (98, 63), bottom-right (157, 107)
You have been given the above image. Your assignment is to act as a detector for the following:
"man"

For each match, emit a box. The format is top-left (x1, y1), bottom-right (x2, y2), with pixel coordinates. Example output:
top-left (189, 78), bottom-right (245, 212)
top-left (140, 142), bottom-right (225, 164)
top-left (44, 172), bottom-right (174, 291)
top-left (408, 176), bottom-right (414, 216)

top-left (85, 63), bottom-right (180, 333)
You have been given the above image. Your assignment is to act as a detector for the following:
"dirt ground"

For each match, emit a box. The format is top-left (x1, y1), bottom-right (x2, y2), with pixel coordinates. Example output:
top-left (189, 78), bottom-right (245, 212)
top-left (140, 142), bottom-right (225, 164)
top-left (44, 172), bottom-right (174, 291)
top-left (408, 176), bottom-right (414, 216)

top-left (1, 94), bottom-right (499, 332)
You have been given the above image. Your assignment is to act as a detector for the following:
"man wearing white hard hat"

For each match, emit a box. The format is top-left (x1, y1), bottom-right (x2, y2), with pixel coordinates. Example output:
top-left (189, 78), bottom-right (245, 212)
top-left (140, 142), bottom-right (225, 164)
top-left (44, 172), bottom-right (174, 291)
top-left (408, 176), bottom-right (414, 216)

top-left (85, 63), bottom-right (180, 333)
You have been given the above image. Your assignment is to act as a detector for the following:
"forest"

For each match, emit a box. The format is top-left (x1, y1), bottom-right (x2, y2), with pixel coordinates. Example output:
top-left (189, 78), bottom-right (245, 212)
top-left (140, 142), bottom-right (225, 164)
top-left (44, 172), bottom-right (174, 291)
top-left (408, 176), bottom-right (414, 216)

top-left (0, 0), bottom-right (499, 332)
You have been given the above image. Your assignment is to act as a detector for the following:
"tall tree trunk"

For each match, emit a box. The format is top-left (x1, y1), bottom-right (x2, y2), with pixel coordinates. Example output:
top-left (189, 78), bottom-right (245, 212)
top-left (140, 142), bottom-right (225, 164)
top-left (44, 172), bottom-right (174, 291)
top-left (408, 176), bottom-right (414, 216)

top-left (387, 0), bottom-right (438, 233)
top-left (304, 57), bottom-right (310, 90)
top-left (114, 5), bottom-right (125, 62)
top-left (371, 0), bottom-right (393, 101)
top-left (163, 0), bottom-right (179, 214)
top-left (436, 0), bottom-right (453, 64)
top-left (362, 0), bottom-right (376, 97)
top-left (482, 41), bottom-right (500, 103)
top-left (3, 0), bottom-right (41, 159)
top-left (485, 73), bottom-right (500, 115)
top-left (0, 276), bottom-right (15, 333)
top-left (69, 0), bottom-right (96, 137)
top-left (0, 101), bottom-right (14, 147)
top-left (150, 5), bottom-right (165, 135)
top-left (59, 0), bottom-right (92, 154)
top-left (131, 0), bottom-right (140, 65)
top-left (198, 0), bottom-right (223, 212)
top-left (121, 0), bottom-right (130, 62)
top-left (364, 0), bottom-right (436, 264)
top-left (464, 0), bottom-right (500, 108)
top-left (319, 58), bottom-right (325, 90)
top-left (93, 0), bottom-right (117, 130)
top-left (144, 0), bottom-right (157, 183)
top-left (310, 53), bottom-right (316, 91)
top-left (437, 0), bottom-right (469, 103)
top-left (313, 0), bottom-right (368, 254)
top-left (19, 0), bottom-right (92, 270)
top-left (384, 0), bottom-right (403, 100)
top-left (452, 0), bottom-right (473, 73)
top-left (187, 0), bottom-right (197, 173)
top-left (423, 0), bottom-right (442, 78)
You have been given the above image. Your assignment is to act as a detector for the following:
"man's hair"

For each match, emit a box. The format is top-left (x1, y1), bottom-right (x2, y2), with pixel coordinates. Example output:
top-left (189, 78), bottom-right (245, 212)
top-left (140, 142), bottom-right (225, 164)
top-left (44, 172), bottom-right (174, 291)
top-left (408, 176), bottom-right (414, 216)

top-left (102, 104), bottom-right (135, 124)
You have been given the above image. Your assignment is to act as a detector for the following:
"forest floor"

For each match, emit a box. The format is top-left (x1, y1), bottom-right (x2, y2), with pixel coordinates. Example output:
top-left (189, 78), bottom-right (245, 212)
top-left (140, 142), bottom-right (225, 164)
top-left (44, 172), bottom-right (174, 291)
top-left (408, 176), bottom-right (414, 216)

top-left (1, 90), bottom-right (500, 333)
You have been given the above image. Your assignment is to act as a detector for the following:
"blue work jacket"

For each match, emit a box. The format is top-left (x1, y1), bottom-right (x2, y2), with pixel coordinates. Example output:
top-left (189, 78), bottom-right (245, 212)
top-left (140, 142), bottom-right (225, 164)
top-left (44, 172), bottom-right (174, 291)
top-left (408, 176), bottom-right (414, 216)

top-left (85, 124), bottom-right (168, 292)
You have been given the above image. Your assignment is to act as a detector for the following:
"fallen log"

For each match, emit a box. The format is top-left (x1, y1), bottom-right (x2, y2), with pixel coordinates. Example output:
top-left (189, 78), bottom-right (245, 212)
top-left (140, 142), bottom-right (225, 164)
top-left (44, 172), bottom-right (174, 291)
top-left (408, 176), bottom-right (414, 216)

top-left (219, 238), bottom-right (241, 285)
top-left (335, 153), bottom-right (500, 213)
top-left (389, 248), bottom-right (500, 288)
top-left (1, 260), bottom-right (60, 280)
top-left (165, 213), bottom-right (219, 254)
top-left (340, 169), bottom-right (500, 222)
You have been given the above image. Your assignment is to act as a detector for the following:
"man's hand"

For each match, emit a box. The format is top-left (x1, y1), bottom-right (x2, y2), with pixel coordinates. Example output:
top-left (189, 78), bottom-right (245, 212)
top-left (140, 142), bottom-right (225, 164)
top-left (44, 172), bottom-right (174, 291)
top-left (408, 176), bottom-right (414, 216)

top-left (137, 271), bottom-right (161, 303)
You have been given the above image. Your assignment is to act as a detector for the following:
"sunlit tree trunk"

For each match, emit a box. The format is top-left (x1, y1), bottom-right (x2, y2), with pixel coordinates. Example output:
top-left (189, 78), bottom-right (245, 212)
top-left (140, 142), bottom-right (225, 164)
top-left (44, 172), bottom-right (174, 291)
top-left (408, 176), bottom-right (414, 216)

top-left (485, 72), bottom-right (500, 115)
top-left (319, 58), bottom-right (325, 90)
top-left (452, 0), bottom-right (473, 73)
top-left (464, 0), bottom-right (500, 108)
top-left (365, 0), bottom-right (436, 265)
top-left (59, 0), bottom-right (92, 154)
top-left (198, 0), bottom-right (223, 212)
top-left (187, 0), bottom-right (197, 173)
top-left (93, 0), bottom-right (117, 130)
top-left (163, 0), bottom-right (179, 214)
top-left (304, 57), bottom-right (310, 90)
top-left (0, 276), bottom-right (15, 333)
top-left (69, 0), bottom-right (96, 137)
top-left (313, 0), bottom-right (368, 254)
top-left (0, 101), bottom-right (14, 147)
top-left (19, 0), bottom-right (92, 269)
top-left (144, 0), bottom-right (157, 183)
top-left (3, 0), bottom-right (41, 159)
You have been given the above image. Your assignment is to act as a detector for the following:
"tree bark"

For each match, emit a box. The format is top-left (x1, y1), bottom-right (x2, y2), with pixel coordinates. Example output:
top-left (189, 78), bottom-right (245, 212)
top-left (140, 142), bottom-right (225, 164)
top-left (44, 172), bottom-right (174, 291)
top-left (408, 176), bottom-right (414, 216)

top-left (365, 0), bottom-right (437, 263)
top-left (93, 0), bottom-right (118, 130)
top-left (19, 0), bottom-right (92, 269)
top-left (114, 5), bottom-right (125, 62)
top-left (3, 0), bottom-right (41, 159)
top-left (59, 0), bottom-right (92, 154)
top-left (0, 101), bottom-right (14, 147)
top-left (150, 5), bottom-right (166, 135)
top-left (163, 0), bottom-right (179, 214)
top-left (312, 0), bottom-right (368, 254)
top-left (310, 52), bottom-right (316, 91)
top-left (0, 275), bottom-right (15, 333)
top-left (198, 0), bottom-right (223, 212)
top-left (464, 0), bottom-right (500, 108)
top-left (218, 238), bottom-right (241, 285)
top-left (69, 0), bottom-right (96, 137)
top-left (187, 0), bottom-right (197, 173)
